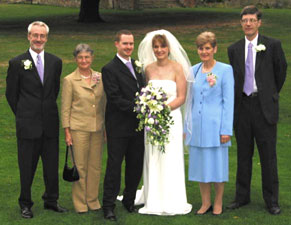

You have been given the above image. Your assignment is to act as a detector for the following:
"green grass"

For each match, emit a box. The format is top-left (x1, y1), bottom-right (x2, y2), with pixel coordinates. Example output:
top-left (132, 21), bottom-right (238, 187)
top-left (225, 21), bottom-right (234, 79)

top-left (0, 3), bottom-right (291, 225)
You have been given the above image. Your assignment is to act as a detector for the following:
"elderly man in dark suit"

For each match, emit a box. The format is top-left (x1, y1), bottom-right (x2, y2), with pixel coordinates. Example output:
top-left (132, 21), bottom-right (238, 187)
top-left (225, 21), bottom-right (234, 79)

top-left (102, 30), bottom-right (145, 221)
top-left (227, 6), bottom-right (287, 215)
top-left (6, 21), bottom-right (67, 219)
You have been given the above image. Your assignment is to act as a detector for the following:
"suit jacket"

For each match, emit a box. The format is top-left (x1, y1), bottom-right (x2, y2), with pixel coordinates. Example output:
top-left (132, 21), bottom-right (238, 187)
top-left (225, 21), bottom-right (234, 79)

top-left (187, 62), bottom-right (234, 147)
top-left (102, 56), bottom-right (145, 138)
top-left (6, 50), bottom-right (62, 139)
top-left (61, 68), bottom-right (106, 132)
top-left (228, 34), bottom-right (287, 126)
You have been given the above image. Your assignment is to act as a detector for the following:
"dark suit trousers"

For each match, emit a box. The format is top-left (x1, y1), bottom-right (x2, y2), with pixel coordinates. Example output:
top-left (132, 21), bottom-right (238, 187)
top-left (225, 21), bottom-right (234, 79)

top-left (234, 95), bottom-right (279, 207)
top-left (17, 136), bottom-right (59, 209)
top-left (103, 135), bottom-right (144, 210)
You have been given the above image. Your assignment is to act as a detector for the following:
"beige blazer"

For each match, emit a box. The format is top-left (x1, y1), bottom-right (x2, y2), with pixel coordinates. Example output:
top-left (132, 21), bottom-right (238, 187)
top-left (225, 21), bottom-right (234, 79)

top-left (61, 68), bottom-right (106, 132)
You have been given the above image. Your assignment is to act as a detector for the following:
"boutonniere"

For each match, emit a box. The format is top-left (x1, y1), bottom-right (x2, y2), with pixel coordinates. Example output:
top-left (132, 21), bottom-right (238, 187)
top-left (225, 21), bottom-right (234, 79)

top-left (21, 59), bottom-right (33, 70)
top-left (134, 60), bottom-right (143, 73)
top-left (91, 72), bottom-right (101, 84)
top-left (206, 72), bottom-right (217, 87)
top-left (255, 44), bottom-right (266, 52)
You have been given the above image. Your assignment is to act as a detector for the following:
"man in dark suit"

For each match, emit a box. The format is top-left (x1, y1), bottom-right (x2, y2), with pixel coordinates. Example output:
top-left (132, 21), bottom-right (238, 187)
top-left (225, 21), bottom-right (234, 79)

top-left (102, 30), bottom-right (145, 221)
top-left (6, 21), bottom-right (67, 219)
top-left (227, 6), bottom-right (287, 215)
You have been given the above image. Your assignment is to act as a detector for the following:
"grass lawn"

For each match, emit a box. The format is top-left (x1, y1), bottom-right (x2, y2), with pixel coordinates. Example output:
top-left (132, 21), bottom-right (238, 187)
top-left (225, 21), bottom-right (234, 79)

top-left (0, 3), bottom-right (290, 225)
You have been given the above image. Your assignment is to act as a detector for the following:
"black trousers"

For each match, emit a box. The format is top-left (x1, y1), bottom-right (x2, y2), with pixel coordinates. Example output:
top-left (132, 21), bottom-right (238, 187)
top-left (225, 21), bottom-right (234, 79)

top-left (17, 136), bottom-right (59, 209)
top-left (234, 95), bottom-right (279, 207)
top-left (102, 135), bottom-right (144, 210)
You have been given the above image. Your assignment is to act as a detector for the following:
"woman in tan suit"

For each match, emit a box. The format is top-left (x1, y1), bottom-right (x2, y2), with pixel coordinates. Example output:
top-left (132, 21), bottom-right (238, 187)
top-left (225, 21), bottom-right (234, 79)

top-left (61, 43), bottom-right (106, 213)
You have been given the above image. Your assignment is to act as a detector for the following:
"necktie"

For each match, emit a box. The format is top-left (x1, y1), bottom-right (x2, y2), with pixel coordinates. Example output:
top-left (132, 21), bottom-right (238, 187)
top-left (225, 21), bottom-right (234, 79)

top-left (126, 61), bottom-right (139, 88)
top-left (36, 54), bottom-right (44, 84)
top-left (243, 42), bottom-right (254, 96)
top-left (126, 61), bottom-right (137, 80)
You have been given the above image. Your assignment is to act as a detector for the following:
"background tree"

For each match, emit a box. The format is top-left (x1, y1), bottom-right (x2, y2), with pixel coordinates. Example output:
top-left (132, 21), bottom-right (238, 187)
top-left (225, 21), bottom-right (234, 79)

top-left (78, 0), bottom-right (104, 22)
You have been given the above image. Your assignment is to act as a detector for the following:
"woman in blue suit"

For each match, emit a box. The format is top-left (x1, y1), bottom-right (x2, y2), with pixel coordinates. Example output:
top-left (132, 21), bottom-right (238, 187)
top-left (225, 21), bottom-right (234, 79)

top-left (185, 32), bottom-right (234, 215)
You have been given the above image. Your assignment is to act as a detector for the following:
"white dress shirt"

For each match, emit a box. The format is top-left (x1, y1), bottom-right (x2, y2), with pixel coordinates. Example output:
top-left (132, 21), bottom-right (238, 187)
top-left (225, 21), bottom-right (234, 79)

top-left (29, 48), bottom-right (45, 67)
top-left (116, 53), bottom-right (137, 79)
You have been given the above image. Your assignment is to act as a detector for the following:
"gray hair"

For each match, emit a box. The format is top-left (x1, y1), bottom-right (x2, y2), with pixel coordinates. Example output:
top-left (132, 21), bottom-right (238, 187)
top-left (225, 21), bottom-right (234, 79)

top-left (73, 43), bottom-right (94, 57)
top-left (27, 21), bottom-right (49, 34)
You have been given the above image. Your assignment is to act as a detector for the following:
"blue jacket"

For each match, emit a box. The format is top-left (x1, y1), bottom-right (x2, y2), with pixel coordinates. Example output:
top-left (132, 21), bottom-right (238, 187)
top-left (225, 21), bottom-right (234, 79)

top-left (186, 61), bottom-right (234, 147)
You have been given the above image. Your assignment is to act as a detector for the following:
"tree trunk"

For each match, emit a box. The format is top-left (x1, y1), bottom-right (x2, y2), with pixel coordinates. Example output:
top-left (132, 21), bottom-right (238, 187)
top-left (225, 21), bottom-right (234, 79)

top-left (78, 0), bottom-right (104, 23)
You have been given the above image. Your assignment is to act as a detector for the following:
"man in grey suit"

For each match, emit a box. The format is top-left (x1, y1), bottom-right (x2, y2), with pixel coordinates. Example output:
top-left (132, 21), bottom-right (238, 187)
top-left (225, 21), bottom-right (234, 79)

top-left (6, 21), bottom-right (67, 219)
top-left (227, 6), bottom-right (287, 215)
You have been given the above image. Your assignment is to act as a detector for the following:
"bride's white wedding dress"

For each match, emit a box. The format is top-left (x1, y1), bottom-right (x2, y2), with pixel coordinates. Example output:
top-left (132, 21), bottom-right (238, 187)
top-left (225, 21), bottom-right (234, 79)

top-left (136, 79), bottom-right (192, 215)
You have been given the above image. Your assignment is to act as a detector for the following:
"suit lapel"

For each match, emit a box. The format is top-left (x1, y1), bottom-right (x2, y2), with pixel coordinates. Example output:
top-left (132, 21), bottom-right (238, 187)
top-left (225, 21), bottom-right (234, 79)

top-left (236, 39), bottom-right (246, 79)
top-left (43, 52), bottom-right (50, 85)
top-left (72, 68), bottom-right (92, 89)
top-left (114, 56), bottom-right (140, 84)
top-left (255, 34), bottom-right (265, 74)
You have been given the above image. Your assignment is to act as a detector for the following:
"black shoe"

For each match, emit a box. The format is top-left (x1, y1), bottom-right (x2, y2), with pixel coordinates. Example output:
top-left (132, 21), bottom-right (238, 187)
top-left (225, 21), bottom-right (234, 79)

top-left (103, 209), bottom-right (117, 221)
top-left (226, 201), bottom-right (249, 210)
top-left (267, 206), bottom-right (281, 215)
top-left (195, 205), bottom-right (213, 215)
top-left (21, 207), bottom-right (33, 219)
top-left (44, 203), bottom-right (68, 213)
top-left (123, 204), bottom-right (138, 213)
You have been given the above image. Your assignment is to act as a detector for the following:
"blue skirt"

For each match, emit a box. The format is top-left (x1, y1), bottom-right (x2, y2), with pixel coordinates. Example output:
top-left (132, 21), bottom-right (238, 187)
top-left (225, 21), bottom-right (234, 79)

top-left (188, 146), bottom-right (228, 183)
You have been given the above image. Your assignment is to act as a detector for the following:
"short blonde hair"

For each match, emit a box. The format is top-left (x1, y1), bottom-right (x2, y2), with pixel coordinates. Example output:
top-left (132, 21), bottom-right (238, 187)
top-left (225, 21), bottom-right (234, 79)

top-left (196, 31), bottom-right (216, 48)
top-left (27, 21), bottom-right (49, 35)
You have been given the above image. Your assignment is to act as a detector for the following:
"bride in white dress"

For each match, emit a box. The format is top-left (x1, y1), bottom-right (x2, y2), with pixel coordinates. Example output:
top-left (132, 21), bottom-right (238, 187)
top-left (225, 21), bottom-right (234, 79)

top-left (135, 30), bottom-right (193, 215)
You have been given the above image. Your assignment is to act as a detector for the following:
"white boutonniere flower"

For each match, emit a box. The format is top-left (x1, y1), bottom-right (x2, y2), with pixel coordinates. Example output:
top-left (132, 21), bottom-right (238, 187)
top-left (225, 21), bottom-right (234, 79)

top-left (22, 59), bottom-right (33, 70)
top-left (255, 44), bottom-right (266, 52)
top-left (135, 60), bottom-right (143, 73)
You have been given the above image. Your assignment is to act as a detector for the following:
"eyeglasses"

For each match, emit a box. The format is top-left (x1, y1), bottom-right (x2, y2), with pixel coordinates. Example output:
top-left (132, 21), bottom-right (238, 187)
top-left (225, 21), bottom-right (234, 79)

top-left (30, 33), bottom-right (47, 39)
top-left (76, 55), bottom-right (92, 60)
top-left (241, 19), bottom-right (258, 24)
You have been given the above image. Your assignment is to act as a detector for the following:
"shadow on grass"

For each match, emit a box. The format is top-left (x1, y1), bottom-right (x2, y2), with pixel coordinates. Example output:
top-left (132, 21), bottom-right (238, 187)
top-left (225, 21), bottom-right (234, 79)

top-left (0, 5), bottom-right (240, 34)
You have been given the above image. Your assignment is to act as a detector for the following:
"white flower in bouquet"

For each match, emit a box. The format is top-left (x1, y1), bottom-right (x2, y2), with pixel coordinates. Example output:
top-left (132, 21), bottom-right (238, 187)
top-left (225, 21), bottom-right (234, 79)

top-left (147, 118), bottom-right (155, 125)
top-left (157, 104), bottom-right (164, 111)
top-left (156, 93), bottom-right (162, 100)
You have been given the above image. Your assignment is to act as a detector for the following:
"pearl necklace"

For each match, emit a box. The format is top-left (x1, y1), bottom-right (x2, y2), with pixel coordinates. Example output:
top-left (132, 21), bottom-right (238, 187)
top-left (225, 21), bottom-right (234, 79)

top-left (80, 75), bottom-right (91, 79)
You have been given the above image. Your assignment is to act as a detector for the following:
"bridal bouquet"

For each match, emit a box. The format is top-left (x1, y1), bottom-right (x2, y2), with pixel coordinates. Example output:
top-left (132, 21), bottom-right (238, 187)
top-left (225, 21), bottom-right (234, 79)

top-left (134, 83), bottom-right (174, 153)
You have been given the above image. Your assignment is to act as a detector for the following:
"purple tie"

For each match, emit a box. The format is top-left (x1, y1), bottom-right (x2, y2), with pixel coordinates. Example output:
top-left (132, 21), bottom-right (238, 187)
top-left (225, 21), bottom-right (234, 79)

top-left (36, 54), bottom-right (44, 84)
top-left (243, 43), bottom-right (254, 96)
top-left (126, 61), bottom-right (137, 80)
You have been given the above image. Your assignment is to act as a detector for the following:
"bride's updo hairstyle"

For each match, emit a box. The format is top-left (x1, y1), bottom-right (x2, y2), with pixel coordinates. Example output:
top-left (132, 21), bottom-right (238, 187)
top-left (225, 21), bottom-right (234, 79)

top-left (196, 31), bottom-right (217, 48)
top-left (152, 34), bottom-right (170, 56)
top-left (152, 34), bottom-right (169, 48)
